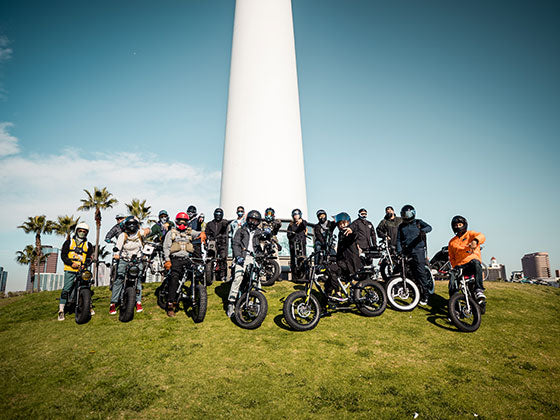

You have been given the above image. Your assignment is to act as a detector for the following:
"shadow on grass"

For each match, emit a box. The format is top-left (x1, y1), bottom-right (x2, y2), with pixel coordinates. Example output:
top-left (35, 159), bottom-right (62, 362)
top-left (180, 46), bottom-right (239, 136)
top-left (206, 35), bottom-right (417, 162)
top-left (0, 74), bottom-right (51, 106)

top-left (214, 281), bottom-right (230, 310)
top-left (421, 293), bottom-right (462, 332)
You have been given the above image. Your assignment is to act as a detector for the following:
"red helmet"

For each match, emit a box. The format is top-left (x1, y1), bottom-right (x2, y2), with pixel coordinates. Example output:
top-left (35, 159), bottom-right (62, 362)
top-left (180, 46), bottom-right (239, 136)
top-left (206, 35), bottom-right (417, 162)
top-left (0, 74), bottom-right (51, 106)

top-left (175, 212), bottom-right (190, 231)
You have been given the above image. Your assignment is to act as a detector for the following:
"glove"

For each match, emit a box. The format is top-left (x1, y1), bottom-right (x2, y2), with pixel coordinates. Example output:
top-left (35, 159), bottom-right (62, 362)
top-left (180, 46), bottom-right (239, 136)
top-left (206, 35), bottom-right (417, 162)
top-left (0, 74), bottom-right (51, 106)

top-left (264, 227), bottom-right (271, 234)
top-left (199, 232), bottom-right (207, 243)
top-left (105, 239), bottom-right (112, 244)
top-left (236, 256), bottom-right (245, 266)
top-left (164, 260), bottom-right (172, 270)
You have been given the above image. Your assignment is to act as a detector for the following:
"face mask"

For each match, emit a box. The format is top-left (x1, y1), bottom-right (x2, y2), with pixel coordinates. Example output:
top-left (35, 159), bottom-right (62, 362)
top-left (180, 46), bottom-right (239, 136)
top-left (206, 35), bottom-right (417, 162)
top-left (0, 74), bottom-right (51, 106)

top-left (237, 211), bottom-right (244, 218)
top-left (359, 214), bottom-right (367, 220)
top-left (384, 213), bottom-right (393, 220)
top-left (160, 216), bottom-right (168, 223)
top-left (318, 216), bottom-right (326, 223)
top-left (76, 231), bottom-right (87, 240)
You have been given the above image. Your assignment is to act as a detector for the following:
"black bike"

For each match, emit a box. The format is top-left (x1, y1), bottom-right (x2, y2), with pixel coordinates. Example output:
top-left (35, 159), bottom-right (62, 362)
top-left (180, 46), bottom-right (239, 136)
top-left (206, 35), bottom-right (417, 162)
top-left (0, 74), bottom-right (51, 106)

top-left (117, 254), bottom-right (143, 323)
top-left (204, 239), bottom-right (227, 285)
top-left (448, 267), bottom-right (484, 332)
top-left (64, 260), bottom-right (94, 325)
top-left (283, 248), bottom-right (387, 331)
top-left (377, 237), bottom-right (397, 281)
top-left (259, 236), bottom-right (281, 286)
top-left (155, 257), bottom-right (208, 323)
top-left (385, 254), bottom-right (435, 311)
top-left (232, 251), bottom-right (268, 329)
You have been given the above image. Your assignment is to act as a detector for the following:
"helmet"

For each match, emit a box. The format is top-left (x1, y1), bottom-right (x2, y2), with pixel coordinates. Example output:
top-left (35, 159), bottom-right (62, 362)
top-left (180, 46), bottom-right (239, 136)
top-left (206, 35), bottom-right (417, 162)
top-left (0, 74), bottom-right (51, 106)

top-left (400, 205), bottom-right (416, 221)
top-left (187, 205), bottom-right (197, 218)
top-left (316, 209), bottom-right (327, 222)
top-left (264, 207), bottom-right (275, 222)
top-left (292, 208), bottom-right (302, 218)
top-left (334, 212), bottom-right (351, 224)
top-left (76, 222), bottom-right (89, 232)
top-left (246, 210), bottom-right (262, 230)
top-left (451, 215), bottom-right (468, 236)
top-left (213, 208), bottom-right (224, 222)
top-left (124, 217), bottom-right (139, 234)
top-left (175, 212), bottom-right (190, 231)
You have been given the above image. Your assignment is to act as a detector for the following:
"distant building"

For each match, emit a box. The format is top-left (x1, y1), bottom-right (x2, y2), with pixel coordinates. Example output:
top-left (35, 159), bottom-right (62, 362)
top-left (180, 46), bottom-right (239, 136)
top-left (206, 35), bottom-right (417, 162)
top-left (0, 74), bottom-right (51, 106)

top-left (556, 269), bottom-right (560, 278)
top-left (521, 252), bottom-right (551, 279)
top-left (0, 267), bottom-right (7, 293)
top-left (26, 246), bottom-right (59, 291)
top-left (487, 257), bottom-right (506, 281)
top-left (38, 273), bottom-right (64, 291)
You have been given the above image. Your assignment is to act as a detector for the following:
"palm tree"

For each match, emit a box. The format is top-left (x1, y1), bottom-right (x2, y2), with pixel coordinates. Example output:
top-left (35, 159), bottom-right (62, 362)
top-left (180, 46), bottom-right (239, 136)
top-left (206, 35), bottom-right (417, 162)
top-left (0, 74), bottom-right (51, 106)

top-left (125, 198), bottom-right (155, 224)
top-left (15, 246), bottom-right (47, 291)
top-left (17, 216), bottom-right (55, 292)
top-left (78, 187), bottom-right (118, 285)
top-left (98, 245), bottom-right (110, 262)
top-left (54, 215), bottom-right (80, 241)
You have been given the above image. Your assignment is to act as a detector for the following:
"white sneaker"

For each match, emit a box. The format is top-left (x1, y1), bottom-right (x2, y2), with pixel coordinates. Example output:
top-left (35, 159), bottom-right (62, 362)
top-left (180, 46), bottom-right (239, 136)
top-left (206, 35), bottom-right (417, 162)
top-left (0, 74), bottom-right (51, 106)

top-left (475, 290), bottom-right (486, 300)
top-left (226, 303), bottom-right (234, 317)
top-left (419, 298), bottom-right (429, 306)
top-left (58, 311), bottom-right (65, 321)
top-left (90, 308), bottom-right (95, 316)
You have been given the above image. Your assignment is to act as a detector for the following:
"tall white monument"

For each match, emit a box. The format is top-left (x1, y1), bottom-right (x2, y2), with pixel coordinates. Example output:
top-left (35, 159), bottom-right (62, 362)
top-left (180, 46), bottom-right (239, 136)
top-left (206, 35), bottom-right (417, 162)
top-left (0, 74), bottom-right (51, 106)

top-left (220, 0), bottom-right (308, 219)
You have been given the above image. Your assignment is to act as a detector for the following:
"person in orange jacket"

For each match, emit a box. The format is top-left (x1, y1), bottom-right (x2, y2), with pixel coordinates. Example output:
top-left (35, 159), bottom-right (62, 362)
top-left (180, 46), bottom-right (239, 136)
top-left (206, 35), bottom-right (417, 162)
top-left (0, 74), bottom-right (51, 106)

top-left (448, 215), bottom-right (486, 300)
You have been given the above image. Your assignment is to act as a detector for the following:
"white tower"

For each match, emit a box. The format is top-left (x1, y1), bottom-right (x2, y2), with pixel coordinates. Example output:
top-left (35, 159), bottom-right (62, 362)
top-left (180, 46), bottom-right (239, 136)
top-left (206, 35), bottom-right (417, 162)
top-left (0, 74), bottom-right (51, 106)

top-left (220, 0), bottom-right (308, 219)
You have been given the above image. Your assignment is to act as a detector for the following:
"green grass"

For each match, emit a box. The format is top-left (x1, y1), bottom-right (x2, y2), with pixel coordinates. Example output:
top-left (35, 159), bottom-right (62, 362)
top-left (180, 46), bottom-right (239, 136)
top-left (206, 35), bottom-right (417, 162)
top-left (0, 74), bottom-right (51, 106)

top-left (1, 281), bottom-right (559, 419)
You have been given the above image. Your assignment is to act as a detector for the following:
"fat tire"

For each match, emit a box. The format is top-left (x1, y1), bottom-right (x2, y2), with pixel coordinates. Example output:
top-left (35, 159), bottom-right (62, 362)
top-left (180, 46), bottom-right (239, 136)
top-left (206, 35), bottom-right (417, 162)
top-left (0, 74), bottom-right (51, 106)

top-left (204, 262), bottom-right (215, 286)
top-left (354, 279), bottom-right (387, 317)
top-left (380, 260), bottom-right (392, 281)
top-left (75, 288), bottom-right (92, 325)
top-left (261, 260), bottom-right (280, 286)
top-left (448, 293), bottom-right (481, 332)
top-left (283, 290), bottom-right (321, 331)
top-left (192, 283), bottom-right (208, 323)
top-left (119, 286), bottom-right (136, 323)
top-left (234, 290), bottom-right (268, 330)
top-left (386, 276), bottom-right (420, 311)
top-left (155, 282), bottom-right (167, 310)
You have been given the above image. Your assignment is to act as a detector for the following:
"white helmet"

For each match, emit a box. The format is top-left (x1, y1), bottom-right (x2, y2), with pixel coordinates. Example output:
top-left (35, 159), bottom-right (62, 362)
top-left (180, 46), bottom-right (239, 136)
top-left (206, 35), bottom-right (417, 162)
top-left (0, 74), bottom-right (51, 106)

top-left (76, 222), bottom-right (90, 232)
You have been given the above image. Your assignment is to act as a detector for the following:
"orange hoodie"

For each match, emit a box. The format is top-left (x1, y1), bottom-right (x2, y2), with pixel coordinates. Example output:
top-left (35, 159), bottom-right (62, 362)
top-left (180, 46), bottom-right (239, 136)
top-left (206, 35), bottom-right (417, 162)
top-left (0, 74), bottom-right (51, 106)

top-left (448, 230), bottom-right (486, 268)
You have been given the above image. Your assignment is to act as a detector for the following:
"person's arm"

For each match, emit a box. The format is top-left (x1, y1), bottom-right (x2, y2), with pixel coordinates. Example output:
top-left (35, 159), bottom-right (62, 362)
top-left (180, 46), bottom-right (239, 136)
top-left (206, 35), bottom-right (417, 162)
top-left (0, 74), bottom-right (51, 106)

top-left (396, 228), bottom-right (402, 254)
top-left (163, 231), bottom-right (172, 261)
top-left (104, 224), bottom-right (118, 242)
top-left (418, 219), bottom-right (432, 234)
top-left (115, 233), bottom-right (125, 253)
top-left (448, 239), bottom-right (457, 268)
top-left (86, 242), bottom-right (95, 263)
top-left (232, 228), bottom-right (243, 259)
top-left (471, 231), bottom-right (485, 246)
top-left (369, 224), bottom-right (378, 248)
top-left (376, 220), bottom-right (387, 239)
top-left (272, 220), bottom-right (282, 236)
top-left (286, 223), bottom-right (294, 240)
top-left (60, 239), bottom-right (73, 266)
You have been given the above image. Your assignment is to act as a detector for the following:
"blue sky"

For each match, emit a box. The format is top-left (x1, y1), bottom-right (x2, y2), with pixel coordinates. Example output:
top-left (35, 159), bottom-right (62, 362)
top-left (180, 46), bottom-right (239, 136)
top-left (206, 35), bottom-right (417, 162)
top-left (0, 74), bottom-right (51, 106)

top-left (0, 0), bottom-right (559, 291)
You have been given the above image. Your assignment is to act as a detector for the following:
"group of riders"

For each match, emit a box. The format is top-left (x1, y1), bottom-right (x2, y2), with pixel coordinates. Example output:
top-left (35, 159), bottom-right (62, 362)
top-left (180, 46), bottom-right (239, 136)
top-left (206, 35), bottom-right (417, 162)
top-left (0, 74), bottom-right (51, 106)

top-left (57, 204), bottom-right (486, 322)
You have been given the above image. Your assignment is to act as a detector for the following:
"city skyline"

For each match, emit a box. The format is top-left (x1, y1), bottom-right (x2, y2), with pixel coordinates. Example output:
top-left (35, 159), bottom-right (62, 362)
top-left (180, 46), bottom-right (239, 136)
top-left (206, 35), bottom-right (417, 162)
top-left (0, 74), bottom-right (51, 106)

top-left (0, 0), bottom-right (559, 291)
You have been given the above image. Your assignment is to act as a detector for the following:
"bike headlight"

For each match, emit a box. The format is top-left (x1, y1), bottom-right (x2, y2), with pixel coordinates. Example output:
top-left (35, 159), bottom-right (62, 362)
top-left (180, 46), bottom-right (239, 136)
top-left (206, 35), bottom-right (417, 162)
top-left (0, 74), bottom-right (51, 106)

top-left (128, 265), bottom-right (140, 278)
top-left (82, 270), bottom-right (93, 281)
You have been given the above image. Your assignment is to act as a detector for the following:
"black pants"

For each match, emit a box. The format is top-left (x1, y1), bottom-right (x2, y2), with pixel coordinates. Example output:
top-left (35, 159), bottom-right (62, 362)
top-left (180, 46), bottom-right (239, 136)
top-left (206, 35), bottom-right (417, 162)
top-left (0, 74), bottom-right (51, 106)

top-left (289, 240), bottom-right (306, 280)
top-left (449, 259), bottom-right (483, 296)
top-left (407, 250), bottom-right (430, 297)
top-left (168, 258), bottom-right (190, 304)
top-left (192, 243), bottom-right (203, 261)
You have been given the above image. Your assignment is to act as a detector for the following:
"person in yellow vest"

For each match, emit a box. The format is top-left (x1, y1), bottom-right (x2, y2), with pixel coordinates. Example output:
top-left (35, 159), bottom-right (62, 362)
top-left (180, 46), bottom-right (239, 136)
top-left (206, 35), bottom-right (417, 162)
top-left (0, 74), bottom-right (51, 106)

top-left (58, 222), bottom-right (94, 321)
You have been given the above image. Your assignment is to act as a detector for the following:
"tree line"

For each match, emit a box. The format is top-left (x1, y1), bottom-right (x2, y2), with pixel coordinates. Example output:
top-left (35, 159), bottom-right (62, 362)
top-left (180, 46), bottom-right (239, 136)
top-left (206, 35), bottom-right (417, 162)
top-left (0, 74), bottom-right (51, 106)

top-left (16, 187), bottom-right (155, 291)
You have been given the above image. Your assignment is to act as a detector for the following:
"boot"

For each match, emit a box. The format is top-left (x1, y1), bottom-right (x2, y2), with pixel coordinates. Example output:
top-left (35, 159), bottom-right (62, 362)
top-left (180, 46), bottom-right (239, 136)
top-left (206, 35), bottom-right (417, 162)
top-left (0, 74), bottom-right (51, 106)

top-left (58, 303), bottom-right (65, 321)
top-left (167, 302), bottom-right (176, 317)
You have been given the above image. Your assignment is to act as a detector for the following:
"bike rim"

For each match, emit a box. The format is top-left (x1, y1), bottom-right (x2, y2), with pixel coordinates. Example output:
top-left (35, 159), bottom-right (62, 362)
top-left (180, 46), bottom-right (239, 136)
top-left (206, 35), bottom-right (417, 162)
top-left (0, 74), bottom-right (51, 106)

top-left (359, 285), bottom-right (382, 311)
top-left (390, 280), bottom-right (418, 307)
top-left (239, 296), bottom-right (263, 323)
top-left (451, 296), bottom-right (477, 327)
top-left (290, 296), bottom-right (318, 326)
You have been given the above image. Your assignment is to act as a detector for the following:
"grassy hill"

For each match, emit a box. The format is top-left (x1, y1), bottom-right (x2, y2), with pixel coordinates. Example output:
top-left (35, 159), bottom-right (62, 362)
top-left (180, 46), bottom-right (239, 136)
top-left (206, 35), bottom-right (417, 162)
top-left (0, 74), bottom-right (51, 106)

top-left (0, 281), bottom-right (559, 419)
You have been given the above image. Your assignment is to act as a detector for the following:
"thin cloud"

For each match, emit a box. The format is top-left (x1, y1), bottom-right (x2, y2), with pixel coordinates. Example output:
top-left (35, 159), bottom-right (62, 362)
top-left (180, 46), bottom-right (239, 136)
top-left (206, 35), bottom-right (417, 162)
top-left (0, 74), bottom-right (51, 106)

top-left (0, 36), bottom-right (12, 62)
top-left (0, 122), bottom-right (20, 157)
top-left (0, 149), bottom-right (221, 232)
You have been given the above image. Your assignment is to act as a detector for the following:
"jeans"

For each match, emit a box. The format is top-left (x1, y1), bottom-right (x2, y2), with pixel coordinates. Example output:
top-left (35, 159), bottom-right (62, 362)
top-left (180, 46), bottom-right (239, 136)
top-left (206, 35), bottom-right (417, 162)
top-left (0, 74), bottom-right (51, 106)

top-left (168, 257), bottom-right (190, 304)
top-left (110, 260), bottom-right (143, 304)
top-left (449, 259), bottom-right (484, 296)
top-left (407, 251), bottom-right (430, 297)
top-left (59, 271), bottom-right (78, 304)
top-left (228, 255), bottom-right (254, 303)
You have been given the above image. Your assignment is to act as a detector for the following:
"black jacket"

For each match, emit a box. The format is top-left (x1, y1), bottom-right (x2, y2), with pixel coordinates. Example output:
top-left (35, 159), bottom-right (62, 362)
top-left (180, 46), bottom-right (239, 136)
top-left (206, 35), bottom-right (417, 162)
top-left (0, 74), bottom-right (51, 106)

top-left (232, 226), bottom-right (264, 259)
top-left (205, 219), bottom-right (230, 243)
top-left (336, 230), bottom-right (362, 276)
top-left (396, 219), bottom-right (432, 255)
top-left (313, 221), bottom-right (336, 249)
top-left (287, 220), bottom-right (307, 243)
top-left (188, 216), bottom-right (204, 244)
top-left (104, 223), bottom-right (123, 242)
top-left (350, 218), bottom-right (377, 251)
top-left (376, 216), bottom-right (402, 247)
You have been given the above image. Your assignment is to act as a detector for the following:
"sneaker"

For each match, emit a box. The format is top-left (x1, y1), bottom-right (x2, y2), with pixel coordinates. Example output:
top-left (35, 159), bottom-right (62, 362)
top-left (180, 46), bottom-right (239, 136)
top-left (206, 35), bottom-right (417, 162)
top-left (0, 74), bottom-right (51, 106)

top-left (226, 303), bottom-right (235, 318)
top-left (109, 303), bottom-right (117, 315)
top-left (475, 289), bottom-right (486, 300)
top-left (419, 297), bottom-right (429, 306)
top-left (167, 305), bottom-right (176, 317)
top-left (136, 302), bottom-right (143, 313)
top-left (90, 308), bottom-right (95, 316)
top-left (58, 311), bottom-right (65, 321)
